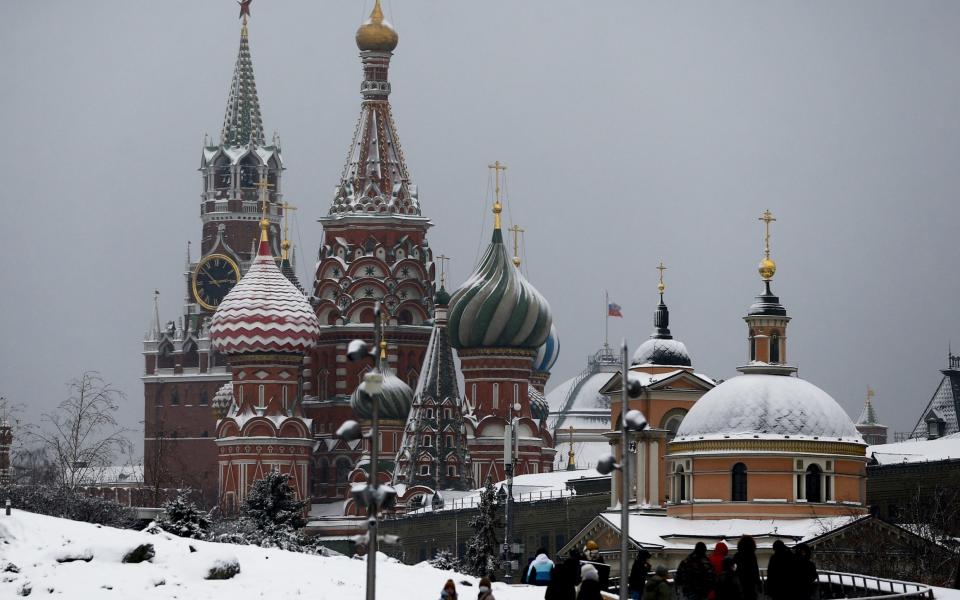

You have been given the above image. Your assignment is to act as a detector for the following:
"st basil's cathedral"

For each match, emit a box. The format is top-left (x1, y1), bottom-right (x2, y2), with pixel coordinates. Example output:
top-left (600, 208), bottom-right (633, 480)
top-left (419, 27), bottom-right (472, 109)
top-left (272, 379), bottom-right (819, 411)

top-left (143, 2), bottom-right (558, 511)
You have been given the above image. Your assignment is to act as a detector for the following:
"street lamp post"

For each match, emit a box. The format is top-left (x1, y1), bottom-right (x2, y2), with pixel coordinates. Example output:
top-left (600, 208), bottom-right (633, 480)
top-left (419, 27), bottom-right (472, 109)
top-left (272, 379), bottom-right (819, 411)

top-left (336, 302), bottom-right (396, 600)
top-left (502, 401), bottom-right (521, 583)
top-left (597, 339), bottom-right (648, 600)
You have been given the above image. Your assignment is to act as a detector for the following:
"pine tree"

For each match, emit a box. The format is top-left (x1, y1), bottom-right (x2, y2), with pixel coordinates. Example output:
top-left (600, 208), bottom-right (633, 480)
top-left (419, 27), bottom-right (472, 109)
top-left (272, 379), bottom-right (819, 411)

top-left (240, 470), bottom-right (309, 550)
top-left (464, 479), bottom-right (502, 577)
top-left (160, 491), bottom-right (210, 539)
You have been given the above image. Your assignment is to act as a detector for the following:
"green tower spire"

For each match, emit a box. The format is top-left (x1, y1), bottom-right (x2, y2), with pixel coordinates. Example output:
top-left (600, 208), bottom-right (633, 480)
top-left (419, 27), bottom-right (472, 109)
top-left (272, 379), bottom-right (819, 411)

top-left (220, 17), bottom-right (265, 147)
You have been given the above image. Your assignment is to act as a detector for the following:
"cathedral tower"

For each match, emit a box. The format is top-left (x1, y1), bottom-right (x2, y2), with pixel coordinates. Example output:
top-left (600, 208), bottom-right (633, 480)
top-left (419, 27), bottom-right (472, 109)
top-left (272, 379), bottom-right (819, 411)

top-left (308, 1), bottom-right (436, 500)
top-left (210, 215), bottom-right (321, 513)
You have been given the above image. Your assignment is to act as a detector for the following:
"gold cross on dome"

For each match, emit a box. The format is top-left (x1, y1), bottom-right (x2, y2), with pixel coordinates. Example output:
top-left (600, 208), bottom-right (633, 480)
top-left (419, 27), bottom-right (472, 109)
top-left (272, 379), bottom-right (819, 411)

top-left (759, 209), bottom-right (776, 258)
top-left (256, 177), bottom-right (274, 218)
top-left (437, 254), bottom-right (450, 288)
top-left (488, 161), bottom-right (507, 229)
top-left (508, 224), bottom-right (524, 267)
top-left (656, 261), bottom-right (667, 294)
top-left (279, 201), bottom-right (297, 259)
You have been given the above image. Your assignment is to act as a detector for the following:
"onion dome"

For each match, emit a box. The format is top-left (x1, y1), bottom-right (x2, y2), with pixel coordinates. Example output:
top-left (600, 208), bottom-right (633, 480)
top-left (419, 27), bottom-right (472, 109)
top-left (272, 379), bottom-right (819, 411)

top-left (529, 384), bottom-right (550, 421)
top-left (435, 285), bottom-right (451, 308)
top-left (674, 374), bottom-right (864, 443)
top-left (210, 219), bottom-right (321, 354)
top-left (533, 324), bottom-right (560, 373)
top-left (356, 0), bottom-right (398, 53)
top-left (448, 203), bottom-right (552, 350)
top-left (211, 382), bottom-right (234, 420)
top-left (350, 368), bottom-right (414, 421)
top-left (632, 267), bottom-right (692, 367)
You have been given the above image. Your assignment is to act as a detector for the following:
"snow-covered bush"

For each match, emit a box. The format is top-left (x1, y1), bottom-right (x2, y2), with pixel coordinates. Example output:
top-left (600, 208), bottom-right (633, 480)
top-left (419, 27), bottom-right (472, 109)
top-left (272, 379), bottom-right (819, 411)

top-left (159, 491), bottom-right (210, 539)
top-left (5, 484), bottom-right (136, 528)
top-left (241, 471), bottom-right (307, 531)
top-left (429, 549), bottom-right (461, 571)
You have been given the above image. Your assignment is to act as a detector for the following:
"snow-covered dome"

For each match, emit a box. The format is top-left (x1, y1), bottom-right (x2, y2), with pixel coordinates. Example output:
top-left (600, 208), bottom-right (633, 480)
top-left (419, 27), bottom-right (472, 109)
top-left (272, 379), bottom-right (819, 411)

top-left (350, 369), bottom-right (414, 421)
top-left (632, 338), bottom-right (692, 368)
top-left (533, 324), bottom-right (560, 373)
top-left (211, 222), bottom-right (321, 355)
top-left (529, 384), bottom-right (550, 421)
top-left (211, 382), bottom-right (234, 419)
top-left (675, 374), bottom-right (864, 443)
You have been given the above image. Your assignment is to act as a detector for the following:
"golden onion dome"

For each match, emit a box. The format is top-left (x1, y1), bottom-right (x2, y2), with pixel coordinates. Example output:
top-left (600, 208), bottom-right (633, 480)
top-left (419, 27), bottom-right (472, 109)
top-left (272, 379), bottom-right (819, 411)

top-left (758, 257), bottom-right (776, 280)
top-left (356, 0), bottom-right (398, 53)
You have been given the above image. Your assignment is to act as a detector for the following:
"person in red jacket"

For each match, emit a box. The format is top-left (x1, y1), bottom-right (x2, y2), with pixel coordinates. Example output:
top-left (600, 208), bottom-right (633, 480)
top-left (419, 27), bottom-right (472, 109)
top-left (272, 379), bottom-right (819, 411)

top-left (707, 541), bottom-right (729, 600)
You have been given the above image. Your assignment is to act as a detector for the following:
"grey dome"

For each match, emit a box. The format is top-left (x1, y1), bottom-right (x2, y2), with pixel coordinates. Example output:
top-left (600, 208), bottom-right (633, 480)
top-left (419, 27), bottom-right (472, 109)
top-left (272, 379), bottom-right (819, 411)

top-left (632, 338), bottom-right (692, 367)
top-left (675, 374), bottom-right (863, 443)
top-left (350, 369), bottom-right (414, 421)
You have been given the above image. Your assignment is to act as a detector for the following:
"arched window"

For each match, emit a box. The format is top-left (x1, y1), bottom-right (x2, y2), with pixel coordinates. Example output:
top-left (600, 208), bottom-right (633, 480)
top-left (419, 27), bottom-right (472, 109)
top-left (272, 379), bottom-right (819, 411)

top-left (675, 464), bottom-right (688, 502)
top-left (182, 341), bottom-right (199, 369)
top-left (731, 463), bottom-right (748, 502)
top-left (749, 332), bottom-right (756, 362)
top-left (157, 342), bottom-right (175, 369)
top-left (423, 434), bottom-right (432, 447)
top-left (213, 156), bottom-right (231, 192)
top-left (805, 464), bottom-right (823, 503)
top-left (770, 333), bottom-right (780, 364)
top-left (425, 408), bottom-right (434, 419)
top-left (239, 155), bottom-right (259, 189)
top-left (419, 464), bottom-right (431, 476)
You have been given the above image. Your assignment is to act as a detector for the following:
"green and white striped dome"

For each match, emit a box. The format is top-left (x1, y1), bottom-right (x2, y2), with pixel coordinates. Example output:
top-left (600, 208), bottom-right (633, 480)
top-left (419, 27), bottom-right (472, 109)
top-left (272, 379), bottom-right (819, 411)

top-left (447, 228), bottom-right (552, 350)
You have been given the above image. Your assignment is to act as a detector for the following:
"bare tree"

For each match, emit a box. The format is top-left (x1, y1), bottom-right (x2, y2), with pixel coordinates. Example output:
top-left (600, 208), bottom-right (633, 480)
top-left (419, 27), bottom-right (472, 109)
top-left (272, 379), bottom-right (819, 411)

top-left (36, 372), bottom-right (131, 488)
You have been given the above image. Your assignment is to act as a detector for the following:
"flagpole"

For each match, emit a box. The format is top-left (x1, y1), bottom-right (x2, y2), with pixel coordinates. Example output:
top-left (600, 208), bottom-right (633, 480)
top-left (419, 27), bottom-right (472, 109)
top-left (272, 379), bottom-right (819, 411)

top-left (604, 290), bottom-right (609, 349)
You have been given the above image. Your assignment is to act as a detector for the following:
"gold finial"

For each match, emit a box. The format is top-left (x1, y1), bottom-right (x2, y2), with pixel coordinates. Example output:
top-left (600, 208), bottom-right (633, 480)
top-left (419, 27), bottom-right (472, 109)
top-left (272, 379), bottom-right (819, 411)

top-left (656, 261), bottom-right (667, 295)
top-left (437, 254), bottom-right (450, 288)
top-left (488, 161), bottom-right (507, 230)
top-left (280, 201), bottom-right (297, 261)
top-left (567, 426), bottom-right (575, 466)
top-left (758, 209), bottom-right (777, 281)
top-left (356, 0), bottom-right (399, 52)
top-left (867, 386), bottom-right (875, 401)
top-left (508, 224), bottom-right (525, 267)
top-left (379, 311), bottom-right (389, 360)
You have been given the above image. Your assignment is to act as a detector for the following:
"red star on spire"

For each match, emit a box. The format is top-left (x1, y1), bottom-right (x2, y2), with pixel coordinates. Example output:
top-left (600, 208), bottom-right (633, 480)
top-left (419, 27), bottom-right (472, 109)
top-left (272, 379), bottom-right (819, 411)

top-left (238, 0), bottom-right (252, 20)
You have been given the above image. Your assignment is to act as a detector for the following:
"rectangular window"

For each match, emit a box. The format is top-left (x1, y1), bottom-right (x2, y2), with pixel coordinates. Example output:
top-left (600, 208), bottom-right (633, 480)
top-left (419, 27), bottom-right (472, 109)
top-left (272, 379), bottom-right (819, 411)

top-left (825, 475), bottom-right (833, 501)
top-left (171, 390), bottom-right (180, 405)
top-left (199, 390), bottom-right (209, 405)
top-left (447, 465), bottom-right (456, 477)
top-left (492, 384), bottom-right (499, 410)
top-left (420, 464), bottom-right (430, 476)
top-left (258, 384), bottom-right (265, 409)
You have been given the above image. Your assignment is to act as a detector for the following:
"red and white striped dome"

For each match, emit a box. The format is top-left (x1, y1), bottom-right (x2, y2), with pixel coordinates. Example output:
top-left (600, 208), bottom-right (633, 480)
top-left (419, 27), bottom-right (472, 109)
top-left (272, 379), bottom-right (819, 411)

top-left (211, 225), bottom-right (321, 355)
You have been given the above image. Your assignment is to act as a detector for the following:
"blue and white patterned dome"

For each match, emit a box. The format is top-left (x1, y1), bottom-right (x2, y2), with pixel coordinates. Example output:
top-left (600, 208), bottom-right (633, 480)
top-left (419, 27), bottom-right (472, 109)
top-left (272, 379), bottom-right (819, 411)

top-left (533, 324), bottom-right (560, 373)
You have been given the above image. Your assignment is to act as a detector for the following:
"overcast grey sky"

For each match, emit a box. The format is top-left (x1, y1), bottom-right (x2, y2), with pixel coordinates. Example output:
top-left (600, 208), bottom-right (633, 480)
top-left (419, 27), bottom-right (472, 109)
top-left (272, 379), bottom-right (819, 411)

top-left (2, 1), bottom-right (959, 450)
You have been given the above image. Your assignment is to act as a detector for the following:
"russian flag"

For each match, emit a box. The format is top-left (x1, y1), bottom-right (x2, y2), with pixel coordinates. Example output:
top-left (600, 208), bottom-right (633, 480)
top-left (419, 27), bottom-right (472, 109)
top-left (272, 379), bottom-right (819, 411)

top-left (608, 302), bottom-right (623, 318)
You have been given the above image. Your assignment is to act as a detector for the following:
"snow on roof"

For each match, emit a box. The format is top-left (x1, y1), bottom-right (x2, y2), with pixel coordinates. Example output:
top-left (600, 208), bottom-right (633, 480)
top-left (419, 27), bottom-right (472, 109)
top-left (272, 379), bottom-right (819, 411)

top-left (675, 374), bottom-right (864, 443)
top-left (0, 510), bottom-right (545, 600)
top-left (868, 433), bottom-right (960, 465)
top-left (602, 512), bottom-right (864, 551)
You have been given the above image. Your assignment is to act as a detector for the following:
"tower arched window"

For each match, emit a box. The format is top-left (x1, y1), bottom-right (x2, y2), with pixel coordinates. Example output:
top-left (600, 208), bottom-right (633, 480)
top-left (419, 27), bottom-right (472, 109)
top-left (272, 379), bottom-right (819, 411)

top-left (423, 434), bottom-right (432, 447)
top-left (731, 462), bottom-right (748, 502)
top-left (182, 341), bottom-right (199, 369)
top-left (213, 156), bottom-right (231, 192)
top-left (674, 464), bottom-right (688, 502)
top-left (805, 464), bottom-right (823, 503)
top-left (749, 331), bottom-right (756, 362)
top-left (239, 155), bottom-right (259, 189)
top-left (770, 333), bottom-right (781, 364)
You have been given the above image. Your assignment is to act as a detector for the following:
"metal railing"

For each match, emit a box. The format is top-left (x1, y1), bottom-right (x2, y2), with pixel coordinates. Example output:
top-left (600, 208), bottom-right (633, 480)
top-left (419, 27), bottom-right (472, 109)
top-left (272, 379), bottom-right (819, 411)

top-left (609, 569), bottom-right (932, 600)
top-left (382, 488), bottom-right (577, 517)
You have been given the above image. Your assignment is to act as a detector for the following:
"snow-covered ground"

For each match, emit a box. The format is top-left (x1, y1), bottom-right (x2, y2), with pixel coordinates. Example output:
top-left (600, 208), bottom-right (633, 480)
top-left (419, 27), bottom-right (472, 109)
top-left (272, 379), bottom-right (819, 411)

top-left (0, 510), bottom-right (545, 599)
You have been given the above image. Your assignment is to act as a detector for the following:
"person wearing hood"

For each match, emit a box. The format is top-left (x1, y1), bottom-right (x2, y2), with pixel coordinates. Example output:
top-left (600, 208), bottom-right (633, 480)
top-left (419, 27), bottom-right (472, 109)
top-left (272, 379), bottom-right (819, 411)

top-left (643, 565), bottom-right (672, 600)
top-left (733, 535), bottom-right (760, 600)
top-left (628, 549), bottom-right (653, 600)
top-left (577, 563), bottom-right (602, 600)
top-left (675, 541), bottom-right (715, 600)
top-left (545, 550), bottom-right (581, 600)
top-left (477, 577), bottom-right (495, 600)
top-left (765, 540), bottom-right (794, 600)
top-left (440, 579), bottom-right (458, 600)
top-left (707, 542), bottom-right (729, 600)
top-left (526, 548), bottom-right (554, 586)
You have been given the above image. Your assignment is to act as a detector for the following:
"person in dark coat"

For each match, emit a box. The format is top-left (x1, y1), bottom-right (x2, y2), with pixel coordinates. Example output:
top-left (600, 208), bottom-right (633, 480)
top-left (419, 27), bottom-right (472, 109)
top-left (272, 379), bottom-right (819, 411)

top-left (545, 550), bottom-right (581, 600)
top-left (577, 563), bottom-right (603, 600)
top-left (765, 540), bottom-right (794, 600)
top-left (715, 557), bottom-right (741, 600)
top-left (676, 541), bottom-right (715, 600)
top-left (643, 565), bottom-right (672, 600)
top-left (733, 535), bottom-right (760, 600)
top-left (477, 577), bottom-right (495, 600)
top-left (793, 544), bottom-right (819, 600)
top-left (628, 549), bottom-right (653, 600)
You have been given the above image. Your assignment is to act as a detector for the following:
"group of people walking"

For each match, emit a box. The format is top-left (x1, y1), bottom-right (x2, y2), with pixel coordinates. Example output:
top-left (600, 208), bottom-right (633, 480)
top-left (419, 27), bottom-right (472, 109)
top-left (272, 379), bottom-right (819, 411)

top-left (670, 537), bottom-right (819, 600)
top-left (443, 536), bottom-right (818, 600)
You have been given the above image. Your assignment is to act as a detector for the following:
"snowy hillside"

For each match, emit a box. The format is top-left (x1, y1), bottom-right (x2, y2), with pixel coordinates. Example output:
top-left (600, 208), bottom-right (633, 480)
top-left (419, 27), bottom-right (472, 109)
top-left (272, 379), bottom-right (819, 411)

top-left (0, 510), bottom-right (542, 599)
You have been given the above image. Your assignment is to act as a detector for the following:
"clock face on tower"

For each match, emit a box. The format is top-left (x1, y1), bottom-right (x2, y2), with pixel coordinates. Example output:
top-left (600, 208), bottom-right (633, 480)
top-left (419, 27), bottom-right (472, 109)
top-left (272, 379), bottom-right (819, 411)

top-left (192, 254), bottom-right (241, 311)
